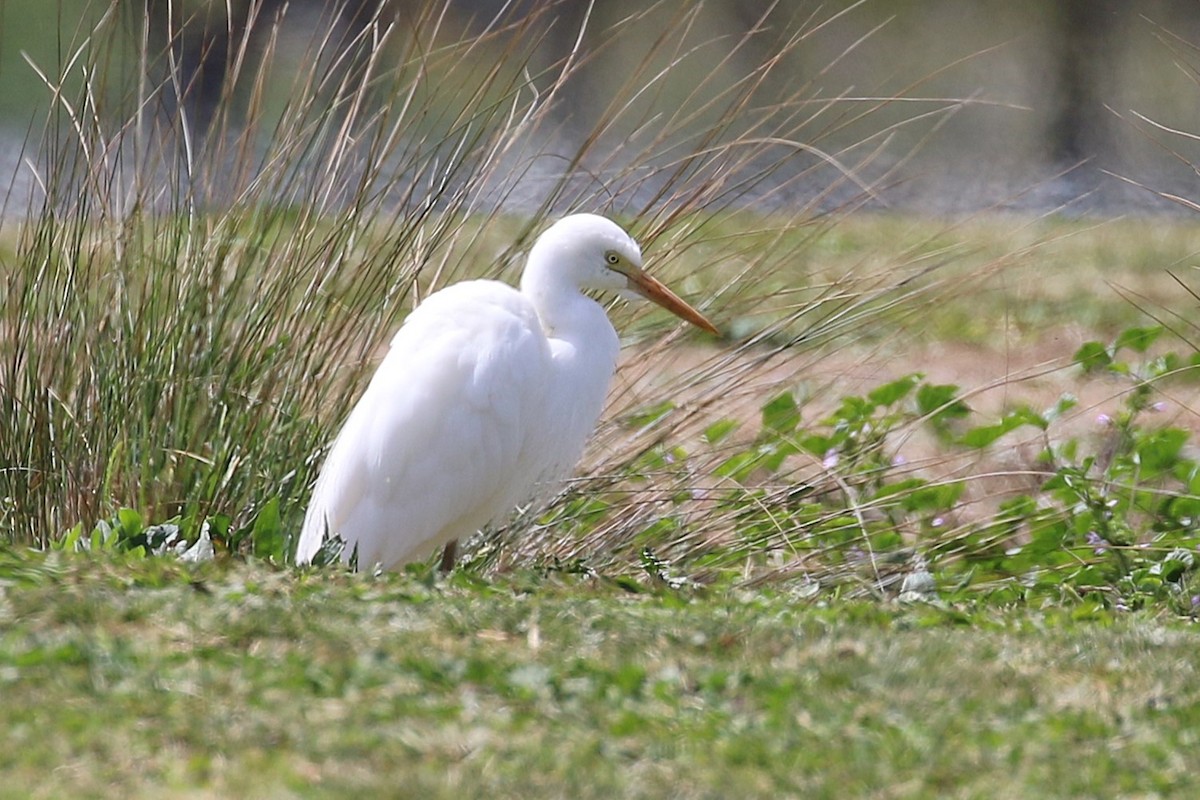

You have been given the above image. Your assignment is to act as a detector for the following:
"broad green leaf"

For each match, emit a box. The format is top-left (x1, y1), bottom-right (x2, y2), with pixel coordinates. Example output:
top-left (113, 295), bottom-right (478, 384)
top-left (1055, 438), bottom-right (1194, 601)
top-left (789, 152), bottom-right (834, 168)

top-left (959, 420), bottom-right (1016, 448)
top-left (874, 478), bottom-right (929, 500)
top-left (1044, 394), bottom-right (1078, 423)
top-left (867, 373), bottom-right (921, 407)
top-left (1073, 341), bottom-right (1111, 372)
top-left (703, 418), bottom-right (739, 444)
top-left (831, 395), bottom-right (873, 424)
top-left (761, 391), bottom-right (800, 434)
top-left (1134, 427), bottom-right (1189, 473)
top-left (1114, 325), bottom-right (1163, 354)
top-left (875, 478), bottom-right (964, 511)
top-left (959, 406), bottom-right (1044, 447)
top-left (714, 451), bottom-right (759, 481)
top-left (1010, 404), bottom-right (1049, 431)
top-left (907, 481), bottom-right (966, 511)
top-left (798, 433), bottom-right (831, 457)
top-left (757, 440), bottom-right (797, 474)
top-left (251, 497), bottom-right (284, 560)
top-left (917, 382), bottom-right (969, 420)
top-left (1148, 352), bottom-right (1182, 379)
top-left (116, 507), bottom-right (144, 539)
top-left (997, 494), bottom-right (1038, 519)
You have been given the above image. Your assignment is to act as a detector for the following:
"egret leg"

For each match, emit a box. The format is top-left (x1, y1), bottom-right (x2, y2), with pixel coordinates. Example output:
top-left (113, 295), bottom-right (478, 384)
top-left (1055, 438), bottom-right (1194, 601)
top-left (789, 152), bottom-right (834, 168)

top-left (439, 539), bottom-right (458, 573)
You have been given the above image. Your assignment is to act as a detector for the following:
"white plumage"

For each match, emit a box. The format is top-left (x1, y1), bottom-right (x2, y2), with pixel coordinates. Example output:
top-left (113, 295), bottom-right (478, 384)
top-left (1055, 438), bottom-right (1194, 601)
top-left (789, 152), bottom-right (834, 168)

top-left (296, 214), bottom-right (717, 571)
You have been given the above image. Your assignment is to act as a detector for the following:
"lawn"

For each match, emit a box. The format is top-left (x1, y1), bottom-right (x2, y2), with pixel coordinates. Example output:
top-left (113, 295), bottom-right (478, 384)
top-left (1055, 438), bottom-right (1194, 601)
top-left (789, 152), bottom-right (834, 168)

top-left (3, 549), bottom-right (1198, 799)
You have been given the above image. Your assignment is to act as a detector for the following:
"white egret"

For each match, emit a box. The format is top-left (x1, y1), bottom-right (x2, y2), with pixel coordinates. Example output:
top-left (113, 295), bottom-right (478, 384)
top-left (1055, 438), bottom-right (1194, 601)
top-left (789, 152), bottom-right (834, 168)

top-left (296, 214), bottom-right (718, 572)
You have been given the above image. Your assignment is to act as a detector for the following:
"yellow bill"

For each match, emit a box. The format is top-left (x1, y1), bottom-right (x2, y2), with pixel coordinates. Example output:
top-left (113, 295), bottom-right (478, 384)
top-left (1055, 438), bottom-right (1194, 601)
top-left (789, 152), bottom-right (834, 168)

top-left (624, 268), bottom-right (720, 335)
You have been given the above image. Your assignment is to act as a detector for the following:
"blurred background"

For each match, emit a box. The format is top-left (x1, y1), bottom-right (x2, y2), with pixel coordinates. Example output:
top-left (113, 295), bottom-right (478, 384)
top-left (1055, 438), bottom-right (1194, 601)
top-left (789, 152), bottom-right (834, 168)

top-left (3, 0), bottom-right (1200, 215)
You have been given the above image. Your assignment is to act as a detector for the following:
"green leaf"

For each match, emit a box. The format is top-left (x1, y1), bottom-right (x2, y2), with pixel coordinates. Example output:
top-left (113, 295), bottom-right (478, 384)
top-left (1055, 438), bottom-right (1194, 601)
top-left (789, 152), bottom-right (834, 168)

top-left (958, 406), bottom-right (1045, 448)
top-left (1045, 394), bottom-right (1078, 423)
top-left (874, 478), bottom-right (929, 501)
top-left (997, 494), bottom-right (1038, 519)
top-left (867, 373), bottom-right (921, 407)
top-left (1073, 341), bottom-right (1111, 372)
top-left (57, 523), bottom-right (84, 552)
top-left (1147, 352), bottom-right (1182, 379)
top-left (798, 433), bottom-right (831, 458)
top-left (761, 391), bottom-right (800, 434)
top-left (1010, 404), bottom-right (1049, 431)
top-left (205, 514), bottom-right (232, 546)
top-left (251, 497), bottom-right (284, 560)
top-left (630, 447), bottom-right (668, 473)
top-left (917, 382), bottom-right (969, 421)
top-left (116, 507), bottom-right (144, 540)
top-left (624, 400), bottom-right (675, 429)
top-left (756, 441), bottom-right (797, 475)
top-left (832, 395), bottom-right (874, 423)
top-left (703, 418), bottom-right (739, 445)
top-left (908, 481), bottom-right (966, 512)
top-left (714, 451), bottom-right (759, 481)
top-left (1114, 325), bottom-right (1163, 354)
top-left (1162, 548), bottom-right (1195, 579)
top-left (1134, 427), bottom-right (1189, 473)
top-left (875, 478), bottom-right (965, 512)
top-left (1027, 520), bottom-right (1069, 555)
top-left (959, 420), bottom-right (1016, 448)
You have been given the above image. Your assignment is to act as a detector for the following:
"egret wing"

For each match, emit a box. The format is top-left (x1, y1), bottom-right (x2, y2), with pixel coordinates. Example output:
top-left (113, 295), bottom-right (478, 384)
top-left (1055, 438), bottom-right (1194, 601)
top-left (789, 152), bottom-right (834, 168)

top-left (297, 281), bottom-right (554, 569)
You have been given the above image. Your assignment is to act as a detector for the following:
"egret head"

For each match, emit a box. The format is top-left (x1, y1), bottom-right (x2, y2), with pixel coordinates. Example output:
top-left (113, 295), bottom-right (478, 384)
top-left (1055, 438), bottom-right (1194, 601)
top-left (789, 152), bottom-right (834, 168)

top-left (526, 213), bottom-right (643, 293)
top-left (524, 214), bottom-right (718, 335)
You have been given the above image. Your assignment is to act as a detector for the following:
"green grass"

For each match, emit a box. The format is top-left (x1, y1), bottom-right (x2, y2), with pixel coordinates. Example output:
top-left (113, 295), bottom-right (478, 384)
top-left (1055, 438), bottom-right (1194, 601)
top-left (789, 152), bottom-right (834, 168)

top-left (668, 213), bottom-right (1200, 347)
top-left (3, 548), bottom-right (1199, 798)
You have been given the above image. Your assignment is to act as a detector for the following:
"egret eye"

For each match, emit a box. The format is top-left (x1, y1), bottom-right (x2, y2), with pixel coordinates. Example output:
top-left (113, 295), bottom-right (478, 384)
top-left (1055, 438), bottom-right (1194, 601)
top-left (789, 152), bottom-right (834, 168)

top-left (606, 252), bottom-right (620, 265)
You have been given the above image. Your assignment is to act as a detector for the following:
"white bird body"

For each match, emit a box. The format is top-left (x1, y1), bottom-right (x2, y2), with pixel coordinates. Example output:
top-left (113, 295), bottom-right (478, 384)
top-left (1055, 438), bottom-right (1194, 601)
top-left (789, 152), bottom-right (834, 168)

top-left (296, 214), bottom-right (716, 571)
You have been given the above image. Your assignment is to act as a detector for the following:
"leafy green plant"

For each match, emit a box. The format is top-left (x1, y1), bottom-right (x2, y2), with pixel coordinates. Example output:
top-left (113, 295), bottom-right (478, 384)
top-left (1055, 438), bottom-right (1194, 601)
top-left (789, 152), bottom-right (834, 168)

top-left (932, 324), bottom-right (1200, 611)
top-left (704, 374), bottom-right (968, 565)
top-left (477, 318), bottom-right (1200, 616)
top-left (50, 500), bottom-right (294, 565)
